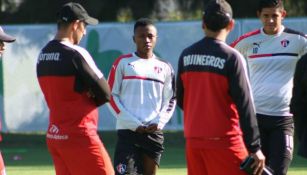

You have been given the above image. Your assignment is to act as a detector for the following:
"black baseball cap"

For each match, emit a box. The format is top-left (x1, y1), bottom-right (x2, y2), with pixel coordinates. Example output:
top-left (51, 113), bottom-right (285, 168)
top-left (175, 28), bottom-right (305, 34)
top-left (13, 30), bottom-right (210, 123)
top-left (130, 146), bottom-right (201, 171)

top-left (57, 2), bottom-right (98, 25)
top-left (0, 26), bottom-right (15, 42)
top-left (203, 0), bottom-right (233, 31)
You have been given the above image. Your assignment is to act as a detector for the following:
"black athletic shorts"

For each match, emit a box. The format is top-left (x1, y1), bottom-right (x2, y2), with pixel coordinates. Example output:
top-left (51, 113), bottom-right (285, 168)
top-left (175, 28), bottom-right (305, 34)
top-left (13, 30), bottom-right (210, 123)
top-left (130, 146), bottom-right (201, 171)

top-left (114, 129), bottom-right (164, 175)
top-left (257, 114), bottom-right (294, 175)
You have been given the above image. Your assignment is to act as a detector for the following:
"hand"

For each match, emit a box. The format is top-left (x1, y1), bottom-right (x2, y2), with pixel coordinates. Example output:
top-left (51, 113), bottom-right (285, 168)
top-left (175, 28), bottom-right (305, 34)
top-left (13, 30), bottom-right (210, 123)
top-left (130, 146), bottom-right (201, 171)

top-left (135, 125), bottom-right (146, 134)
top-left (250, 150), bottom-right (265, 175)
top-left (144, 123), bottom-right (158, 133)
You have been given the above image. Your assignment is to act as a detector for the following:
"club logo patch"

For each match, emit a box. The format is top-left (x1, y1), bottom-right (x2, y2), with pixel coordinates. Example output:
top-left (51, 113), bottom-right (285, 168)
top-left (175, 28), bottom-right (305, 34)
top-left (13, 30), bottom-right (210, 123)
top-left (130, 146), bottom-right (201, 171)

top-left (116, 163), bottom-right (127, 174)
top-left (281, 39), bottom-right (290, 47)
top-left (154, 66), bottom-right (162, 74)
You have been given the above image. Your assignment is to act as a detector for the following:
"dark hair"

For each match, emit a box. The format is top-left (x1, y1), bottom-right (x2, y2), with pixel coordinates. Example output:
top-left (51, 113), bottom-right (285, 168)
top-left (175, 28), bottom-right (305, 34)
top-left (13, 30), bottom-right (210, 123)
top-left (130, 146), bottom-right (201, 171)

top-left (202, 14), bottom-right (231, 32)
top-left (134, 18), bottom-right (155, 33)
top-left (202, 0), bottom-right (233, 32)
top-left (257, 0), bottom-right (284, 12)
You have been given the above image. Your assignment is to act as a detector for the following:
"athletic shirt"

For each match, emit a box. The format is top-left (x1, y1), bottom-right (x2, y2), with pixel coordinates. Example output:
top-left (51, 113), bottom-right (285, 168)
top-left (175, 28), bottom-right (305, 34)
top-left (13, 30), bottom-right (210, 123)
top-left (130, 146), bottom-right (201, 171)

top-left (37, 40), bottom-right (107, 138)
top-left (108, 53), bottom-right (176, 131)
top-left (177, 37), bottom-right (260, 152)
top-left (231, 26), bottom-right (307, 117)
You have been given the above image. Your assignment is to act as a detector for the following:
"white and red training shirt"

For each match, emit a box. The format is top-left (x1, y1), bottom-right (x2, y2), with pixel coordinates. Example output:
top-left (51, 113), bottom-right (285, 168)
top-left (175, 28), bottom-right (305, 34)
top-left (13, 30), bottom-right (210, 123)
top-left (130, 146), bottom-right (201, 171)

top-left (231, 26), bottom-right (307, 117)
top-left (108, 53), bottom-right (176, 131)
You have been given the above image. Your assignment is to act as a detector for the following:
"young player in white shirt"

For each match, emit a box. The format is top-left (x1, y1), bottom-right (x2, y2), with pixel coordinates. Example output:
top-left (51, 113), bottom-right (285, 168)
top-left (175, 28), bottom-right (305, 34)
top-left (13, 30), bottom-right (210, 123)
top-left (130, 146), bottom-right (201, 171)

top-left (108, 18), bottom-right (176, 175)
top-left (231, 0), bottom-right (307, 174)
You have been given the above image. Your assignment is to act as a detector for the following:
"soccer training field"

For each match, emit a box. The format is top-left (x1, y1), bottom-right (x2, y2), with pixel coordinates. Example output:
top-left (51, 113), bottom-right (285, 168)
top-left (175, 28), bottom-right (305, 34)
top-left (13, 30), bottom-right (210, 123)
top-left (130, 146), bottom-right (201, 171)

top-left (1, 132), bottom-right (306, 175)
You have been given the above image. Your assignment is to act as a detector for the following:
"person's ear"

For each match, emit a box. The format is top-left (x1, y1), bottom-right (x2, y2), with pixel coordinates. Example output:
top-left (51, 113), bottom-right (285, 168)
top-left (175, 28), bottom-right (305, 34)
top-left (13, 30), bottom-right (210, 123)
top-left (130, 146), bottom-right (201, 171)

top-left (201, 16), bottom-right (206, 30)
top-left (257, 11), bottom-right (261, 18)
top-left (281, 10), bottom-right (287, 19)
top-left (72, 20), bottom-right (79, 31)
top-left (132, 35), bottom-right (136, 43)
top-left (202, 20), bottom-right (206, 31)
top-left (227, 19), bottom-right (235, 32)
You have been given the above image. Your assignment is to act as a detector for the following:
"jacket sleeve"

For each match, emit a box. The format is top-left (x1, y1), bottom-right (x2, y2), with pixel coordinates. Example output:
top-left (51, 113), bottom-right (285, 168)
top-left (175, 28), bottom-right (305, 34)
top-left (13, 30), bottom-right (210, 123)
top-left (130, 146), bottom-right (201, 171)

top-left (176, 52), bottom-right (185, 109)
top-left (298, 34), bottom-right (307, 57)
top-left (290, 54), bottom-right (307, 140)
top-left (107, 57), bottom-right (142, 131)
top-left (72, 51), bottom-right (110, 106)
top-left (227, 52), bottom-right (261, 153)
top-left (151, 63), bottom-right (176, 129)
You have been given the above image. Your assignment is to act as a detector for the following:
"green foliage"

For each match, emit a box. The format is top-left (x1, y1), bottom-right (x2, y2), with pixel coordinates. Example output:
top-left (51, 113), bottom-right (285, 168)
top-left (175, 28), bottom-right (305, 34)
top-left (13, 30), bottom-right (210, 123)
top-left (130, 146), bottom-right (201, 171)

top-left (85, 29), bottom-right (122, 76)
top-left (284, 0), bottom-right (307, 16)
top-left (117, 8), bottom-right (133, 22)
top-left (2, 0), bottom-right (305, 24)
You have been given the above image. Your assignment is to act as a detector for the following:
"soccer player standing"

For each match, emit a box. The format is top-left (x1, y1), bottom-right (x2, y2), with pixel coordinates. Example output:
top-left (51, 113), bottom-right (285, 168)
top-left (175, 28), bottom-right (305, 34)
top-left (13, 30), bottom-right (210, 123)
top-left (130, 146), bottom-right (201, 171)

top-left (176, 0), bottom-right (265, 174)
top-left (0, 26), bottom-right (15, 175)
top-left (108, 18), bottom-right (176, 175)
top-left (291, 53), bottom-right (307, 159)
top-left (36, 3), bottom-right (114, 175)
top-left (231, 0), bottom-right (307, 174)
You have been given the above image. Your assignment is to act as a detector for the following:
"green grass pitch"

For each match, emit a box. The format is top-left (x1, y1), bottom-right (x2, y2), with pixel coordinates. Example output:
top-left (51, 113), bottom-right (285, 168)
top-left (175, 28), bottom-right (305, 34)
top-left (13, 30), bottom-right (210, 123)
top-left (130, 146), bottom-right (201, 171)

top-left (1, 132), bottom-right (306, 175)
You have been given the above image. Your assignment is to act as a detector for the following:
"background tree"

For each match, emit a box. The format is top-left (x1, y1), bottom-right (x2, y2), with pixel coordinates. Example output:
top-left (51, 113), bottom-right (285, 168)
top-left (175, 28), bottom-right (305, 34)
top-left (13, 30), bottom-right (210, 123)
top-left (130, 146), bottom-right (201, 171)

top-left (0, 0), bottom-right (306, 24)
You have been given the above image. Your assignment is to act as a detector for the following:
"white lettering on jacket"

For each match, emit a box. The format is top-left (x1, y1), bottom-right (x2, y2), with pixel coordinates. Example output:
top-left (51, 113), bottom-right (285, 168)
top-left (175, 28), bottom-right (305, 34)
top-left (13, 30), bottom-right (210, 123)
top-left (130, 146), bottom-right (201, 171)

top-left (183, 54), bottom-right (225, 69)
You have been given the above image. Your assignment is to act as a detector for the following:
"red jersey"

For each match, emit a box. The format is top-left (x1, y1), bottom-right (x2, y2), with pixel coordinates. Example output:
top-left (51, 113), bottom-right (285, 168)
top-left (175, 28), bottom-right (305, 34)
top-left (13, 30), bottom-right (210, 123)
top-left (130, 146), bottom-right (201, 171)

top-left (177, 37), bottom-right (261, 153)
top-left (37, 40), bottom-right (110, 139)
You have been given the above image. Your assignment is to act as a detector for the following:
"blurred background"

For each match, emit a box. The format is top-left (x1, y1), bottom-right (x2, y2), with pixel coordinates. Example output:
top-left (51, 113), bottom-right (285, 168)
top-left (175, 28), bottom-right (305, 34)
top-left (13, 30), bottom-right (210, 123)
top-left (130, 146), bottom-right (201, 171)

top-left (1, 0), bottom-right (307, 24)
top-left (0, 1), bottom-right (307, 175)
top-left (1, 0), bottom-right (307, 133)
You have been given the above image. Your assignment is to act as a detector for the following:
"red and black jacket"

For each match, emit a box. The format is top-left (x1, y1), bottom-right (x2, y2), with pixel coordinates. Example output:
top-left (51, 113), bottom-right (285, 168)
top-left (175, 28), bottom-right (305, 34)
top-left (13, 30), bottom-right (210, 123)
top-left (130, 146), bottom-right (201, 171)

top-left (176, 37), bottom-right (261, 153)
top-left (37, 40), bottom-right (110, 137)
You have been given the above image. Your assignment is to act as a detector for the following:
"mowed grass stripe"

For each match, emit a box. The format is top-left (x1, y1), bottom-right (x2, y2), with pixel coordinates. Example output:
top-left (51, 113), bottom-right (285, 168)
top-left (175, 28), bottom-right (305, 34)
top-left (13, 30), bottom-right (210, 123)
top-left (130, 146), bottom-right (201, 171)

top-left (1, 132), bottom-right (307, 175)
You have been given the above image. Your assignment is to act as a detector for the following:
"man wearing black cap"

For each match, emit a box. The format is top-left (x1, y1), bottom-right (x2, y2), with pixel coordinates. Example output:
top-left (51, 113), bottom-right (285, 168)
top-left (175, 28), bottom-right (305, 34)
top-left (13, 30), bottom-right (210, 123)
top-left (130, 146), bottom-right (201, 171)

top-left (231, 0), bottom-right (307, 174)
top-left (0, 26), bottom-right (15, 175)
top-left (36, 2), bottom-right (114, 175)
top-left (176, 0), bottom-right (265, 174)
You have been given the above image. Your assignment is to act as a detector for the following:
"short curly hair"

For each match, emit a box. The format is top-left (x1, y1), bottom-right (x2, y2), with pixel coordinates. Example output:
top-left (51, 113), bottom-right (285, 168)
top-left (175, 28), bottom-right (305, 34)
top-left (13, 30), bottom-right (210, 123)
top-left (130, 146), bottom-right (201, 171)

top-left (134, 18), bottom-right (155, 34)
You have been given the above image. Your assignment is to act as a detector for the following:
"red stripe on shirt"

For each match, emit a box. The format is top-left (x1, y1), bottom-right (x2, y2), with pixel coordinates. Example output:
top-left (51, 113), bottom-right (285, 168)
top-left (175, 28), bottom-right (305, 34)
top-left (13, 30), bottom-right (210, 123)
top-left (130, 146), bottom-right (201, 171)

top-left (108, 54), bottom-right (133, 114)
top-left (124, 76), bottom-right (148, 80)
top-left (230, 29), bottom-right (261, 48)
top-left (123, 76), bottom-right (164, 84)
top-left (249, 53), bottom-right (273, 58)
top-left (110, 96), bottom-right (120, 114)
top-left (249, 53), bottom-right (299, 59)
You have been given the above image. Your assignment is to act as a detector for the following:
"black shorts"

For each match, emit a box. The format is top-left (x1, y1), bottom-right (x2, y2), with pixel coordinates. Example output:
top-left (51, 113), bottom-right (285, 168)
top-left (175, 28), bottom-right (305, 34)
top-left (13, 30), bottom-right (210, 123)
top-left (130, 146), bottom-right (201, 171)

top-left (257, 114), bottom-right (294, 175)
top-left (114, 129), bottom-right (164, 175)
